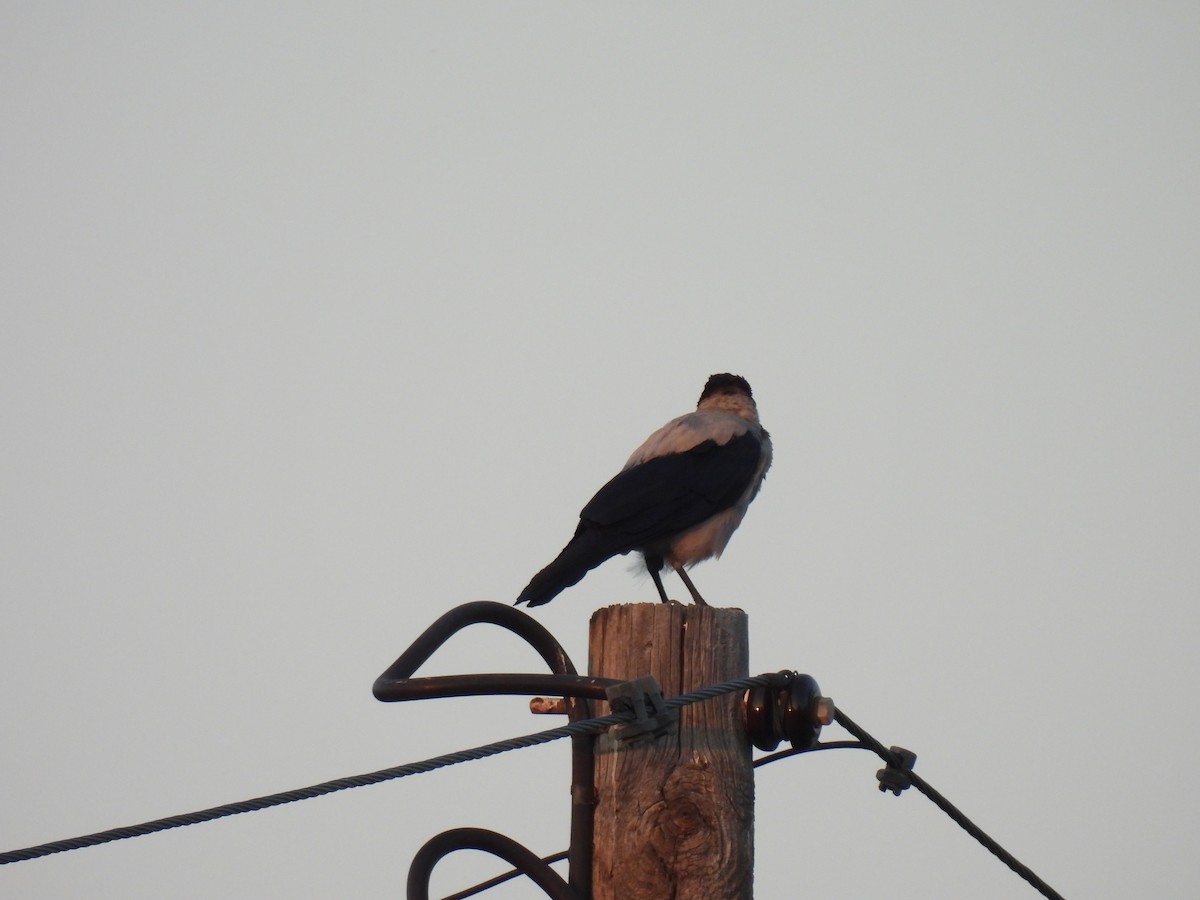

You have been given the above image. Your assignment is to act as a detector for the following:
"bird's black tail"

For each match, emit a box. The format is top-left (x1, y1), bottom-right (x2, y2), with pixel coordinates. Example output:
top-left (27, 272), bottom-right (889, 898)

top-left (515, 528), bottom-right (628, 607)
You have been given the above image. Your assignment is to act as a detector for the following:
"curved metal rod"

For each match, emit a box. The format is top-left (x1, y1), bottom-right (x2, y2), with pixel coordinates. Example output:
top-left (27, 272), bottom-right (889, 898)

top-left (375, 672), bottom-right (615, 703)
top-left (441, 851), bottom-right (569, 900)
top-left (374, 601), bottom-right (581, 699)
top-left (406, 828), bottom-right (582, 900)
top-left (375, 602), bottom-right (599, 898)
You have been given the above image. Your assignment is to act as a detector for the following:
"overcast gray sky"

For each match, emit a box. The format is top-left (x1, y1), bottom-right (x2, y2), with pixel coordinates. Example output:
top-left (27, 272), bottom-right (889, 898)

top-left (3, 4), bottom-right (1197, 897)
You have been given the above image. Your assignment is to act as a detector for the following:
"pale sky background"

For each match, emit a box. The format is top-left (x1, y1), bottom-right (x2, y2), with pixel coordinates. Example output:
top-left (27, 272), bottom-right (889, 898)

top-left (2, 4), bottom-right (1197, 898)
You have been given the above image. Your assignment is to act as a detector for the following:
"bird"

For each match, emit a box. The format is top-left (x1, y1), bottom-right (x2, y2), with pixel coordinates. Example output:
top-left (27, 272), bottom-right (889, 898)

top-left (515, 373), bottom-right (772, 608)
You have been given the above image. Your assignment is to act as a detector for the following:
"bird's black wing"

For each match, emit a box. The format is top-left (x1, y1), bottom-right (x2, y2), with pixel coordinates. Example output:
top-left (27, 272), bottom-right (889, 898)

top-left (579, 429), bottom-right (763, 546)
top-left (515, 428), bottom-right (764, 607)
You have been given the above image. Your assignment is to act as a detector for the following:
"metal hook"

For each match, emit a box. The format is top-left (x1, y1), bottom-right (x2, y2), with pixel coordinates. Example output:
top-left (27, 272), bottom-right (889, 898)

top-left (406, 828), bottom-right (583, 900)
top-left (374, 601), bottom-right (613, 898)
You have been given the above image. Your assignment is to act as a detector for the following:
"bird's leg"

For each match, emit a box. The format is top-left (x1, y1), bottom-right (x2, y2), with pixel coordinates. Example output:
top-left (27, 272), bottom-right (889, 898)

top-left (650, 570), bottom-right (672, 604)
top-left (645, 553), bottom-right (671, 604)
top-left (673, 564), bottom-right (709, 606)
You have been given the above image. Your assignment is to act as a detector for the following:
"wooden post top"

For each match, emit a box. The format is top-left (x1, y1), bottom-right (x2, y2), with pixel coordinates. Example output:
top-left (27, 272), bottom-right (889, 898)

top-left (588, 602), bottom-right (753, 899)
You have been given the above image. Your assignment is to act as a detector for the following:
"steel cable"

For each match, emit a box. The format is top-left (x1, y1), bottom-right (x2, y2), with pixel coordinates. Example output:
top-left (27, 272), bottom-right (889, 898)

top-left (0, 674), bottom-right (775, 866)
top-left (833, 708), bottom-right (1066, 900)
top-left (1, 675), bottom-right (1067, 900)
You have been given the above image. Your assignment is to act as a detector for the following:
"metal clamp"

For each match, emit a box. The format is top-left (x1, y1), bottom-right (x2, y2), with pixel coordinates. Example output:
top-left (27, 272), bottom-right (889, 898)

top-left (876, 746), bottom-right (918, 795)
top-left (604, 676), bottom-right (678, 744)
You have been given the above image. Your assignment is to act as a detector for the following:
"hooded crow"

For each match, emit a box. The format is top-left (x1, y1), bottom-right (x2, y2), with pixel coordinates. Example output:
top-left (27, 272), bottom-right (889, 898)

top-left (515, 373), bottom-right (771, 607)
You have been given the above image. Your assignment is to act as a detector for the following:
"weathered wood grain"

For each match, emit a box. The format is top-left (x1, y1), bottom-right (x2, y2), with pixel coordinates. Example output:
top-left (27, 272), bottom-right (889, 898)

top-left (589, 603), bottom-right (753, 899)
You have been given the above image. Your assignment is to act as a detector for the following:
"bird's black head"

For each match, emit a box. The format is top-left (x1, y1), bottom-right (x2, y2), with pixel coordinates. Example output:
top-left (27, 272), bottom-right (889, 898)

top-left (699, 373), bottom-right (753, 404)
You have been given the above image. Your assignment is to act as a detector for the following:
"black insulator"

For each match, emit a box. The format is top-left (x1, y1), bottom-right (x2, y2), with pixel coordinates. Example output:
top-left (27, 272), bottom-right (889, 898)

top-left (743, 671), bottom-right (829, 752)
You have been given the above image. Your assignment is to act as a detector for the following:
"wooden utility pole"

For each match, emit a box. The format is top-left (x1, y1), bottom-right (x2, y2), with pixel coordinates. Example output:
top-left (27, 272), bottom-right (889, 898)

top-left (589, 603), bottom-right (752, 899)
